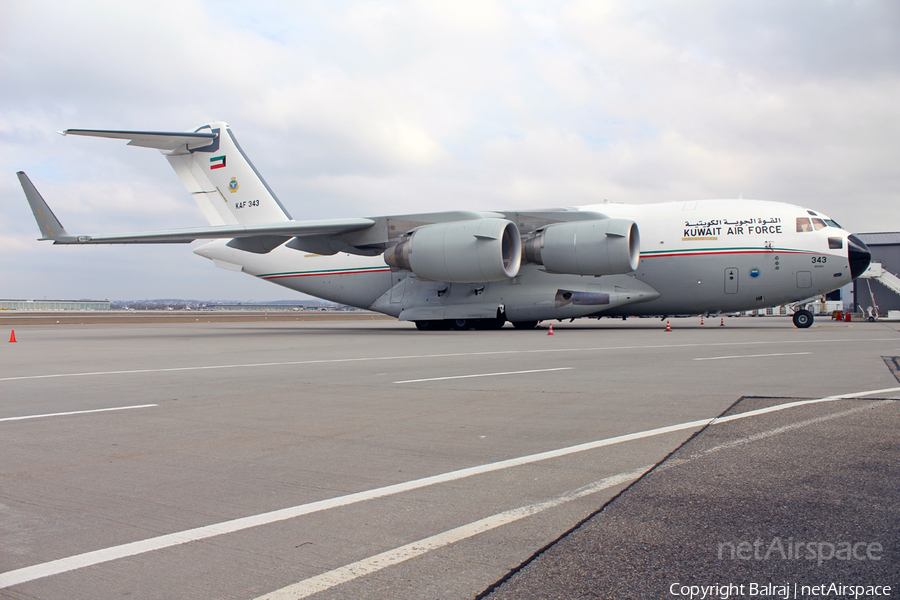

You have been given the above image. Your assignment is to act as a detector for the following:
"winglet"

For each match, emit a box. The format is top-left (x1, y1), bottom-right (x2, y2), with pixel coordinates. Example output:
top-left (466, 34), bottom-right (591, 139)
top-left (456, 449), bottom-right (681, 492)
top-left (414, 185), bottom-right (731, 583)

top-left (17, 172), bottom-right (77, 243)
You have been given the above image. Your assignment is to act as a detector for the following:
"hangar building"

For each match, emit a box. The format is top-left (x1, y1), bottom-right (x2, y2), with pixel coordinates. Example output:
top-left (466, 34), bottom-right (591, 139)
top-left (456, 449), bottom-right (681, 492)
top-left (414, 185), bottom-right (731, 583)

top-left (851, 232), bottom-right (900, 314)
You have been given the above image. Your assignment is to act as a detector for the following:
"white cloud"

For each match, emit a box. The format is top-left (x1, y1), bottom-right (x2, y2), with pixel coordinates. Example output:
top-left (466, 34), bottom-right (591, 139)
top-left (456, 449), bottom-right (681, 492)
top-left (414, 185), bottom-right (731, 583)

top-left (1, 1), bottom-right (898, 300)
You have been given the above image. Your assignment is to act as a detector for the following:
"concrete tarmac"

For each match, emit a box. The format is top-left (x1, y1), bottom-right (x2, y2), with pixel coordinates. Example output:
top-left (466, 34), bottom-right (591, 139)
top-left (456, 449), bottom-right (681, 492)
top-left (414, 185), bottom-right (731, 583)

top-left (1, 316), bottom-right (898, 599)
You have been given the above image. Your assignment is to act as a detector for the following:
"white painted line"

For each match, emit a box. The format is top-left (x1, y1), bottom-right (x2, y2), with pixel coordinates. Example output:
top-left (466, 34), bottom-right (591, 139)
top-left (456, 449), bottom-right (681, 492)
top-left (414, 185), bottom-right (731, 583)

top-left (393, 367), bottom-right (572, 384)
top-left (2, 384), bottom-right (897, 589)
top-left (711, 386), bottom-right (900, 424)
top-left (693, 352), bottom-right (812, 361)
top-left (1, 338), bottom-right (895, 383)
top-left (253, 466), bottom-right (651, 600)
top-left (0, 404), bottom-right (158, 423)
top-left (705, 403), bottom-right (884, 455)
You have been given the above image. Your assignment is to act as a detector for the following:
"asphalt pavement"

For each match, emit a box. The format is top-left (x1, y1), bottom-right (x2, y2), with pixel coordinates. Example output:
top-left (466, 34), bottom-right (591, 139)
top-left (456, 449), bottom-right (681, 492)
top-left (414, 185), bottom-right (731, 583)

top-left (481, 395), bottom-right (899, 599)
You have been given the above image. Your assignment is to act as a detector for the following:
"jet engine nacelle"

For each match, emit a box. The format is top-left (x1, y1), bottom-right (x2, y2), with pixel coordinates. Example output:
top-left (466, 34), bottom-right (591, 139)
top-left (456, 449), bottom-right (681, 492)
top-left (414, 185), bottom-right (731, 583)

top-left (384, 219), bottom-right (522, 283)
top-left (523, 218), bottom-right (640, 275)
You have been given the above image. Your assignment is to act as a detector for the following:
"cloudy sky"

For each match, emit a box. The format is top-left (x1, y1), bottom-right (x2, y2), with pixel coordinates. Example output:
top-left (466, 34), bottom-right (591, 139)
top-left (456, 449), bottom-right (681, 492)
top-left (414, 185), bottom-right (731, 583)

top-left (2, 1), bottom-right (898, 301)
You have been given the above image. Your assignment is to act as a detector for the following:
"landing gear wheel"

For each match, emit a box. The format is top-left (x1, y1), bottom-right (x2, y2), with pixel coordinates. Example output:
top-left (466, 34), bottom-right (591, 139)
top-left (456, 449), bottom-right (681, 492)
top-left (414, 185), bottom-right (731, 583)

top-left (512, 320), bottom-right (539, 330)
top-left (474, 317), bottom-right (506, 330)
top-left (416, 320), bottom-right (452, 331)
top-left (792, 309), bottom-right (814, 328)
top-left (450, 318), bottom-right (472, 330)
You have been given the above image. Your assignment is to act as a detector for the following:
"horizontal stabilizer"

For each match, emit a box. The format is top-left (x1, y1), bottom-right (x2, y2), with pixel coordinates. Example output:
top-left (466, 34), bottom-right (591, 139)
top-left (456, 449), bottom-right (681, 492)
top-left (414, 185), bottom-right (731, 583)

top-left (63, 122), bottom-right (294, 226)
top-left (60, 129), bottom-right (217, 151)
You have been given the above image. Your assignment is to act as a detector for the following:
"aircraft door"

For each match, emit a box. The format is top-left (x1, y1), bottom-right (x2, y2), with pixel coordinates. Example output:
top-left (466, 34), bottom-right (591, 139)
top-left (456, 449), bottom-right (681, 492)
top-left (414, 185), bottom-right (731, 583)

top-left (724, 268), bottom-right (738, 294)
top-left (797, 271), bottom-right (812, 289)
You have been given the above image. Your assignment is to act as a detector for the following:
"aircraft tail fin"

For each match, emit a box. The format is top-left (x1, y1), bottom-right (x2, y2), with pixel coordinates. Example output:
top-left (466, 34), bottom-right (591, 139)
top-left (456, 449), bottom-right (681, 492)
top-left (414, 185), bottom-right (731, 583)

top-left (61, 122), bottom-right (292, 227)
top-left (17, 171), bottom-right (76, 243)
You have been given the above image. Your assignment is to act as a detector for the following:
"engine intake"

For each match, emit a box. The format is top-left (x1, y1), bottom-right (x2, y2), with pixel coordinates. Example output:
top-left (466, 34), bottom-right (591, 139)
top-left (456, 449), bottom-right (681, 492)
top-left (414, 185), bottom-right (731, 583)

top-left (384, 219), bottom-right (522, 283)
top-left (523, 218), bottom-right (640, 275)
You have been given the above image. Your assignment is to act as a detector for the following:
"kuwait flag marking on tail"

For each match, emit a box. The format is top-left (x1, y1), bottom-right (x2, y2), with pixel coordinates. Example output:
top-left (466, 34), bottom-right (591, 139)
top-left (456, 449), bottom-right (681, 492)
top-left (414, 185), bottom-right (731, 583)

top-left (209, 155), bottom-right (226, 169)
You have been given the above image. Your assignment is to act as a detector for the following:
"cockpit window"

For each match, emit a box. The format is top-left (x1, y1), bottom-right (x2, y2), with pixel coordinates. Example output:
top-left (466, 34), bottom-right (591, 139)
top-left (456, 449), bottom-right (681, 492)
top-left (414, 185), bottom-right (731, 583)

top-left (811, 218), bottom-right (827, 231)
top-left (796, 217), bottom-right (813, 232)
top-left (824, 218), bottom-right (842, 228)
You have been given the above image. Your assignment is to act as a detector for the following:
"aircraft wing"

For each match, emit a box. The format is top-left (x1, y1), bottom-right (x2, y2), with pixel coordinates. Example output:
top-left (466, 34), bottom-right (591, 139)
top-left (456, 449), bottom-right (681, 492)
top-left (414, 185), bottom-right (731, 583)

top-left (19, 167), bottom-right (616, 257)
top-left (43, 221), bottom-right (376, 245)
top-left (17, 171), bottom-right (374, 246)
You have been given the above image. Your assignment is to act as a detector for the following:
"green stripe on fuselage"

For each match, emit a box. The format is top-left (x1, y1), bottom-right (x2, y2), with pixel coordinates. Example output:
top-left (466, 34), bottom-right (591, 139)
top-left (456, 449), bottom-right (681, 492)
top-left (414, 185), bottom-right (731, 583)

top-left (641, 246), bottom-right (812, 256)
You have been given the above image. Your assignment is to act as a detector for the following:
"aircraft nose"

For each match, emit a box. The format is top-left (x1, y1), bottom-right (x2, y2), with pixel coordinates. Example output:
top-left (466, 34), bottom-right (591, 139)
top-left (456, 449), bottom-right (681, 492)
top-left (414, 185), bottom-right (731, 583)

top-left (847, 234), bottom-right (871, 280)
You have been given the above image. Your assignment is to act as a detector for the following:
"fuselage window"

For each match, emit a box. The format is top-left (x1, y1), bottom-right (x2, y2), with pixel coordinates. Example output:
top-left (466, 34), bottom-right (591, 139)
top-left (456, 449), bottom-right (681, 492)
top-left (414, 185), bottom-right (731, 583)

top-left (828, 237), bottom-right (843, 250)
top-left (796, 217), bottom-right (813, 232)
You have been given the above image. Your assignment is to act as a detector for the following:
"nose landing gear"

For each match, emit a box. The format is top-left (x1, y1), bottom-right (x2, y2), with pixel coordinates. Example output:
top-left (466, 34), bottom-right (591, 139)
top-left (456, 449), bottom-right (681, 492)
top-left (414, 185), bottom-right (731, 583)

top-left (792, 309), bottom-right (814, 328)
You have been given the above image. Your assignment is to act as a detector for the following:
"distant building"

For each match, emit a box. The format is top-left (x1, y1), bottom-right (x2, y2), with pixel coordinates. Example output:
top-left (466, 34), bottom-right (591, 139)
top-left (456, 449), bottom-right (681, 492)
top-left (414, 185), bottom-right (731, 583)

top-left (206, 302), bottom-right (325, 311)
top-left (0, 299), bottom-right (110, 311)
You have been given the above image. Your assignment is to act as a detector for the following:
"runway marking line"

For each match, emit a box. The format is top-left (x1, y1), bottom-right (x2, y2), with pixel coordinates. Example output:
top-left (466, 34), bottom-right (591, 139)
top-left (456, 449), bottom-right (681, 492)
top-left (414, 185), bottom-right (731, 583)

top-left (693, 352), bottom-right (812, 361)
top-left (393, 367), bottom-right (572, 384)
top-left (0, 404), bottom-right (158, 423)
top-left (711, 386), bottom-right (900, 423)
top-left (0, 337), bottom-right (896, 383)
top-left (658, 402), bottom-right (888, 473)
top-left (253, 467), bottom-right (651, 600)
top-left (1, 385), bottom-right (898, 589)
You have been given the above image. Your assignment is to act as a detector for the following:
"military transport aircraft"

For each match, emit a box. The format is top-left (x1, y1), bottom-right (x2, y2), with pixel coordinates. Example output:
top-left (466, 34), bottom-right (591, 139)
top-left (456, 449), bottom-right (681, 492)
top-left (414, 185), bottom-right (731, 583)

top-left (18, 121), bottom-right (871, 330)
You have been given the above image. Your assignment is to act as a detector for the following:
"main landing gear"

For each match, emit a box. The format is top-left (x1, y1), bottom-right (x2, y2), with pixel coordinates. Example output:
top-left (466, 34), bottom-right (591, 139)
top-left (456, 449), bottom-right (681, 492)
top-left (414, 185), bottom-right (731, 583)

top-left (792, 309), bottom-right (814, 328)
top-left (414, 317), bottom-right (506, 331)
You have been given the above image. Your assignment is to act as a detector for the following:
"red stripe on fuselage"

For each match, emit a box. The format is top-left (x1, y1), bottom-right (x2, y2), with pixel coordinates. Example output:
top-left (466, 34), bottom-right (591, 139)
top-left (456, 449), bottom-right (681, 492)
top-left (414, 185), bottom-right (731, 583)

top-left (261, 268), bottom-right (391, 280)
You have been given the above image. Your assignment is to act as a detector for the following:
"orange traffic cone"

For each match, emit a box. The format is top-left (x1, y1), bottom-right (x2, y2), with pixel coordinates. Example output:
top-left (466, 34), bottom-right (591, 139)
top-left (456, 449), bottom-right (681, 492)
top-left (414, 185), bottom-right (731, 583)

top-left (665, 320), bottom-right (672, 332)
top-left (9, 330), bottom-right (16, 343)
top-left (700, 315), bottom-right (705, 325)
top-left (548, 324), bottom-right (554, 335)
top-left (720, 318), bottom-right (725, 326)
